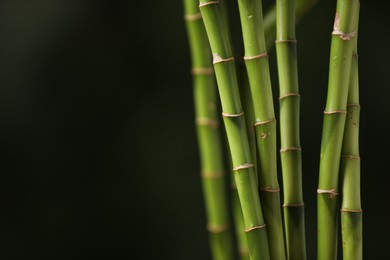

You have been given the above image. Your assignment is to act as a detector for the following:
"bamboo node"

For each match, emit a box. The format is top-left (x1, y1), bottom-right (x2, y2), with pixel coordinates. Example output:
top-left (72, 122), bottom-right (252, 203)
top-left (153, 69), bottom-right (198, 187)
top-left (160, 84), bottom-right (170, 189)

top-left (201, 170), bottom-right (225, 179)
top-left (222, 112), bottom-right (244, 118)
top-left (207, 223), bottom-right (229, 233)
top-left (213, 53), bottom-right (234, 64)
top-left (283, 203), bottom-right (305, 207)
top-left (353, 52), bottom-right (359, 58)
top-left (184, 13), bottom-right (202, 21)
top-left (191, 67), bottom-right (214, 75)
top-left (347, 103), bottom-right (360, 108)
top-left (324, 110), bottom-right (347, 115)
top-left (254, 118), bottom-right (276, 127)
top-left (244, 224), bottom-right (267, 233)
top-left (243, 52), bottom-right (268, 61)
top-left (275, 39), bottom-right (297, 43)
top-left (195, 117), bottom-right (219, 128)
top-left (280, 147), bottom-right (302, 153)
top-left (199, 1), bottom-right (219, 7)
top-left (340, 208), bottom-right (363, 213)
top-left (332, 12), bottom-right (356, 41)
top-left (259, 186), bottom-right (280, 193)
top-left (279, 92), bottom-right (300, 100)
top-left (342, 154), bottom-right (360, 160)
top-left (317, 188), bottom-right (339, 199)
top-left (233, 163), bottom-right (254, 171)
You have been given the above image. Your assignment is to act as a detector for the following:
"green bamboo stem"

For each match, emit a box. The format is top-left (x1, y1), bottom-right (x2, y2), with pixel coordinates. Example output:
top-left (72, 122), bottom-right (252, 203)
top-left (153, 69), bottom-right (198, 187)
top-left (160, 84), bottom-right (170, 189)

top-left (236, 0), bottom-right (285, 259)
top-left (275, 0), bottom-right (306, 259)
top-left (317, 1), bottom-right (360, 259)
top-left (199, 1), bottom-right (270, 259)
top-left (341, 6), bottom-right (362, 259)
top-left (264, 0), bottom-right (318, 50)
top-left (183, 1), bottom-right (235, 259)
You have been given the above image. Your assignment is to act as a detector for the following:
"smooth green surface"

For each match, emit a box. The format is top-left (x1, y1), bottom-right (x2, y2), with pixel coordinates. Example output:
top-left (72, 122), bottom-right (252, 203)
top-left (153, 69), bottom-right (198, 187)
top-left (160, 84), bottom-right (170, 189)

top-left (184, 1), bottom-right (234, 259)
top-left (275, 0), bottom-right (306, 259)
top-left (236, 0), bottom-right (285, 259)
top-left (317, 1), bottom-right (360, 259)
top-left (199, 1), bottom-right (270, 259)
top-left (341, 7), bottom-right (362, 259)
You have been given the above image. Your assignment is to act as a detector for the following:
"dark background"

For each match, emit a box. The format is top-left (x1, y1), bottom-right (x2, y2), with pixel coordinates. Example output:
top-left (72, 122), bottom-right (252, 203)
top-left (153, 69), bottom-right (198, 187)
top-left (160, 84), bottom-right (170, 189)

top-left (0, 0), bottom-right (388, 259)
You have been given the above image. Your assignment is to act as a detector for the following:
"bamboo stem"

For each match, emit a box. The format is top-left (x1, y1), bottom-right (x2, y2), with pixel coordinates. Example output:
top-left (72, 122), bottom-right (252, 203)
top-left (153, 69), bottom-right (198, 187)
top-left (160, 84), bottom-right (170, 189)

top-left (236, 0), bottom-right (285, 259)
top-left (275, 0), bottom-right (306, 259)
top-left (183, 1), bottom-right (235, 259)
top-left (317, 1), bottom-right (360, 259)
top-left (341, 4), bottom-right (362, 259)
top-left (199, 1), bottom-right (270, 259)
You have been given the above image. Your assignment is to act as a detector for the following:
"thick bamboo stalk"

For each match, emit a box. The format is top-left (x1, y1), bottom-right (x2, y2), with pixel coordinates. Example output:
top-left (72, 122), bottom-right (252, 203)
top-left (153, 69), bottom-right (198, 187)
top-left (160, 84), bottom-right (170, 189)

top-left (341, 6), bottom-right (362, 259)
top-left (236, 0), bottom-right (285, 259)
top-left (275, 0), bottom-right (306, 259)
top-left (317, 1), bottom-right (360, 259)
top-left (199, 1), bottom-right (270, 259)
top-left (183, 1), bottom-right (235, 259)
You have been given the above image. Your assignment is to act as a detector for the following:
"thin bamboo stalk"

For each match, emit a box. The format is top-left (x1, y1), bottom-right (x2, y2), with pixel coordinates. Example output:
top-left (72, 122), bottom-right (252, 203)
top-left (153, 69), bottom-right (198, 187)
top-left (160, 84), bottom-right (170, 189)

top-left (340, 5), bottom-right (362, 259)
top-left (183, 1), bottom-right (235, 259)
top-left (236, 0), bottom-right (285, 259)
top-left (275, 0), bottom-right (306, 259)
top-left (317, 1), bottom-right (360, 259)
top-left (199, 1), bottom-right (270, 259)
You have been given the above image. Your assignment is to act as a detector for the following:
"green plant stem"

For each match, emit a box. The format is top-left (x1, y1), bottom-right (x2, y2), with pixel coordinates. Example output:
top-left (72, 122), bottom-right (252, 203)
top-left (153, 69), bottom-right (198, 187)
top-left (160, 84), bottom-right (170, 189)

top-left (199, 1), bottom-right (270, 259)
top-left (264, 0), bottom-right (318, 50)
top-left (275, 0), bottom-right (306, 259)
top-left (317, 1), bottom-right (360, 259)
top-left (183, 1), bottom-right (235, 259)
top-left (340, 5), bottom-right (362, 259)
top-left (236, 0), bottom-right (285, 259)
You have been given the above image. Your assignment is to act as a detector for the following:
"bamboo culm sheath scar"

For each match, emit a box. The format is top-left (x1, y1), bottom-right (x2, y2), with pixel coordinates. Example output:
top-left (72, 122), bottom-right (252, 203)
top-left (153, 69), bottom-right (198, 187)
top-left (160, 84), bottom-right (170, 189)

top-left (275, 0), bottom-right (306, 259)
top-left (199, 0), bottom-right (270, 259)
top-left (183, 1), bottom-right (235, 259)
top-left (236, 0), bottom-right (285, 259)
top-left (317, 0), bottom-right (360, 259)
top-left (340, 4), bottom-right (362, 259)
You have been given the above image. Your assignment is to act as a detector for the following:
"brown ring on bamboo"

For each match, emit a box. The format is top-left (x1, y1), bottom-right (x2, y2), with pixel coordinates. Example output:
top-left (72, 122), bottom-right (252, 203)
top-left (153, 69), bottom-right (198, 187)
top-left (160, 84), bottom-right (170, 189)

top-left (342, 154), bottom-right (360, 160)
top-left (347, 103), bottom-right (360, 108)
top-left (259, 186), bottom-right (280, 193)
top-left (332, 13), bottom-right (355, 41)
top-left (233, 163), bottom-right (254, 171)
top-left (207, 223), bottom-right (229, 233)
top-left (317, 188), bottom-right (339, 199)
top-left (222, 112), bottom-right (244, 118)
top-left (201, 170), bottom-right (225, 179)
top-left (243, 52), bottom-right (268, 61)
top-left (199, 1), bottom-right (219, 7)
top-left (353, 52), bottom-right (359, 58)
top-left (213, 54), bottom-right (234, 64)
top-left (253, 118), bottom-right (276, 127)
top-left (191, 67), bottom-right (214, 75)
top-left (245, 224), bottom-right (267, 233)
top-left (195, 117), bottom-right (219, 128)
top-left (324, 110), bottom-right (347, 115)
top-left (184, 13), bottom-right (202, 21)
top-left (275, 39), bottom-right (297, 43)
top-left (283, 203), bottom-right (305, 207)
top-left (279, 92), bottom-right (300, 100)
top-left (340, 208), bottom-right (363, 213)
top-left (280, 147), bottom-right (302, 153)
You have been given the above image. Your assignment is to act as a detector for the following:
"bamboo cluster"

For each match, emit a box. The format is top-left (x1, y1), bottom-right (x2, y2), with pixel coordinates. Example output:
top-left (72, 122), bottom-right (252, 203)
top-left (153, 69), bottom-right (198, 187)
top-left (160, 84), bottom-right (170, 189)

top-left (183, 0), bottom-right (362, 259)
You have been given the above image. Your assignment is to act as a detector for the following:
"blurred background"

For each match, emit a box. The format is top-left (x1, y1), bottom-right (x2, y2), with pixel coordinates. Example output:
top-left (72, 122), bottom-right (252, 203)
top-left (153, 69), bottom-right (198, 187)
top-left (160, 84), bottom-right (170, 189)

top-left (0, 0), bottom-right (389, 259)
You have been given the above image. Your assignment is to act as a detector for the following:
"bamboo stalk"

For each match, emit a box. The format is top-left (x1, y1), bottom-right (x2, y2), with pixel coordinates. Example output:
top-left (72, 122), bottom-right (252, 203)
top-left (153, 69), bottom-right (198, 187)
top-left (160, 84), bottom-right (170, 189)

top-left (275, 0), bottom-right (306, 259)
top-left (264, 0), bottom-right (318, 49)
top-left (236, 0), bottom-right (285, 259)
top-left (317, 1), bottom-right (360, 259)
top-left (199, 1), bottom-right (270, 259)
top-left (341, 5), bottom-right (362, 259)
top-left (183, 1), bottom-right (235, 259)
